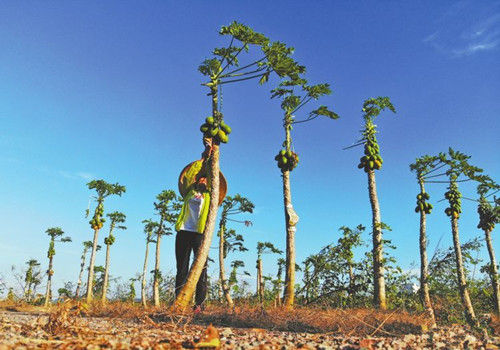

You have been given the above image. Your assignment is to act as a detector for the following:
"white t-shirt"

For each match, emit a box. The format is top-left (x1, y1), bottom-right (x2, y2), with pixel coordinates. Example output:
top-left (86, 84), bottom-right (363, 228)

top-left (180, 192), bottom-right (205, 233)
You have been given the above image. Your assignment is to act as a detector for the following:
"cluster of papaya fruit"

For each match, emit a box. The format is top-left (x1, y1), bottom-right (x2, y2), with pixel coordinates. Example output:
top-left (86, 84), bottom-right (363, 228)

top-left (274, 149), bottom-right (299, 172)
top-left (89, 202), bottom-right (105, 230)
top-left (357, 139), bottom-right (382, 172)
top-left (104, 234), bottom-right (116, 246)
top-left (477, 198), bottom-right (496, 231)
top-left (200, 116), bottom-right (231, 144)
top-left (444, 183), bottom-right (461, 219)
top-left (47, 241), bottom-right (55, 258)
top-left (414, 192), bottom-right (433, 214)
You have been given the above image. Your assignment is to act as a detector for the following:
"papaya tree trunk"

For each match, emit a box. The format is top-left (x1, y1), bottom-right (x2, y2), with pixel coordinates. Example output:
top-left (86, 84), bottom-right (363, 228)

top-left (101, 242), bottom-right (111, 302)
top-left (75, 249), bottom-right (87, 298)
top-left (86, 228), bottom-right (100, 303)
top-left (219, 226), bottom-right (233, 307)
top-left (44, 256), bottom-right (53, 307)
top-left (418, 181), bottom-right (436, 327)
top-left (283, 120), bottom-right (297, 309)
top-left (451, 217), bottom-right (478, 327)
top-left (173, 84), bottom-right (220, 311)
top-left (141, 240), bottom-right (150, 307)
top-left (367, 169), bottom-right (386, 309)
top-left (153, 222), bottom-right (163, 307)
top-left (484, 228), bottom-right (500, 315)
top-left (257, 258), bottom-right (263, 304)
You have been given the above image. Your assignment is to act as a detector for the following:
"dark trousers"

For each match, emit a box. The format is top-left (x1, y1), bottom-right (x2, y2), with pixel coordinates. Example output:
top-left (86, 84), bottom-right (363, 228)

top-left (175, 230), bottom-right (207, 306)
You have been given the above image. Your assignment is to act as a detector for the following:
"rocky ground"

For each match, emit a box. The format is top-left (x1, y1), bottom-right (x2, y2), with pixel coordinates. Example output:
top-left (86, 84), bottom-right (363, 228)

top-left (1, 309), bottom-right (499, 349)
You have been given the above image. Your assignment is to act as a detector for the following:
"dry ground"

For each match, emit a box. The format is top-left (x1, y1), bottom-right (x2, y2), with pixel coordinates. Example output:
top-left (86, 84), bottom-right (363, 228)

top-left (1, 301), bottom-right (499, 349)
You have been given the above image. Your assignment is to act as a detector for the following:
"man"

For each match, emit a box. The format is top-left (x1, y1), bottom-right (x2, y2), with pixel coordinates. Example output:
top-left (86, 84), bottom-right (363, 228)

top-left (174, 175), bottom-right (211, 309)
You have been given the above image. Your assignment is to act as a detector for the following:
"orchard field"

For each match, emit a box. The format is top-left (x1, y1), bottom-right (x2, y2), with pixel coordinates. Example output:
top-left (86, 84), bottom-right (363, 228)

top-left (1, 1), bottom-right (499, 349)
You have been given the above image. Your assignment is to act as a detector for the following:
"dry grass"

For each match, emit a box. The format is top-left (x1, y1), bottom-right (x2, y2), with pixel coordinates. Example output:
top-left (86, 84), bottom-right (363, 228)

top-left (0, 300), bottom-right (442, 337)
top-left (191, 305), bottom-right (429, 337)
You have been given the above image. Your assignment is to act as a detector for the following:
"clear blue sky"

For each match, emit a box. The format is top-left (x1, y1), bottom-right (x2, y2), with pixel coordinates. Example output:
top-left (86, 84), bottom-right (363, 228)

top-left (1, 1), bottom-right (499, 295)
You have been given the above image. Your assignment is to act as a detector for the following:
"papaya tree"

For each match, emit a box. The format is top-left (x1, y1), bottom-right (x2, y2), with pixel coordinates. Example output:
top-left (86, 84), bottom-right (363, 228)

top-left (152, 190), bottom-right (181, 307)
top-left (228, 260), bottom-right (249, 295)
top-left (173, 21), bottom-right (300, 310)
top-left (274, 258), bottom-right (286, 305)
top-left (44, 227), bottom-right (71, 306)
top-left (352, 97), bottom-right (395, 309)
top-left (217, 194), bottom-right (253, 307)
top-left (101, 211), bottom-right (127, 302)
top-left (24, 259), bottom-right (41, 302)
top-left (85, 180), bottom-right (126, 303)
top-left (75, 241), bottom-right (101, 298)
top-left (410, 155), bottom-right (442, 327)
top-left (271, 74), bottom-right (338, 308)
top-left (256, 242), bottom-right (282, 304)
top-left (434, 148), bottom-right (487, 327)
top-left (477, 181), bottom-right (500, 315)
top-left (141, 219), bottom-right (158, 307)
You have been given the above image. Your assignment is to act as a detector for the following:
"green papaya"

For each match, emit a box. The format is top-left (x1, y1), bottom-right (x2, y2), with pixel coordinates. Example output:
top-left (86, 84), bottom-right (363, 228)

top-left (206, 116), bottom-right (215, 125)
top-left (219, 132), bottom-right (229, 143)
top-left (210, 127), bottom-right (219, 137)
top-left (220, 121), bottom-right (232, 134)
top-left (280, 149), bottom-right (286, 156)
top-left (200, 124), bottom-right (209, 133)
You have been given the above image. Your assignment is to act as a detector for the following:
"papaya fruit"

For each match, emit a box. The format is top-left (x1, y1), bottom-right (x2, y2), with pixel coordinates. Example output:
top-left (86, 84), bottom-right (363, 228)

top-left (220, 121), bottom-right (231, 134)
top-left (209, 127), bottom-right (219, 137)
top-left (206, 116), bottom-right (214, 125)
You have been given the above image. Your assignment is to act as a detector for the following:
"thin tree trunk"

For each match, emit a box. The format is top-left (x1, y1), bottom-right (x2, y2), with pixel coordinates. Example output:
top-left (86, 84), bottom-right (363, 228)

top-left (282, 122), bottom-right (298, 309)
top-left (418, 181), bottom-right (436, 327)
top-left (219, 226), bottom-right (234, 307)
top-left (75, 249), bottom-right (87, 298)
top-left (141, 240), bottom-right (150, 307)
top-left (484, 228), bottom-right (500, 315)
top-left (257, 258), bottom-right (263, 303)
top-left (101, 242), bottom-right (111, 302)
top-left (85, 228), bottom-right (100, 303)
top-left (367, 169), bottom-right (386, 309)
top-left (153, 223), bottom-right (163, 307)
top-left (451, 216), bottom-right (478, 327)
top-left (44, 257), bottom-right (53, 307)
top-left (173, 84), bottom-right (220, 311)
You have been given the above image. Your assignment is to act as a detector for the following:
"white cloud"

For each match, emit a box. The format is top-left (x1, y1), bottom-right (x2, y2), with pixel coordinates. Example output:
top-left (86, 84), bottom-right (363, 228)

top-left (424, 1), bottom-right (500, 57)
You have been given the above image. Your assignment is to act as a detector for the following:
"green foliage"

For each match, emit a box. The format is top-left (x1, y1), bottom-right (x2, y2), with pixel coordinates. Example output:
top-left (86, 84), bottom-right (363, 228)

top-left (45, 227), bottom-right (71, 259)
top-left (142, 219), bottom-right (159, 243)
top-left (356, 97), bottom-right (395, 173)
top-left (154, 189), bottom-right (181, 237)
top-left (218, 194), bottom-right (254, 258)
top-left (256, 241), bottom-right (283, 259)
top-left (87, 180), bottom-right (126, 231)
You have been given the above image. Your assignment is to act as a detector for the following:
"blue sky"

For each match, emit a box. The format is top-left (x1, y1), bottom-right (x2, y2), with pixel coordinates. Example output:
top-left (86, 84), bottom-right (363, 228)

top-left (1, 1), bottom-right (499, 296)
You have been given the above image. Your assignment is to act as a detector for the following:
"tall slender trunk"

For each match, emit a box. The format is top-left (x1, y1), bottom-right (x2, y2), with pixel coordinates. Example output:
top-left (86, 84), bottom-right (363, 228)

top-left (418, 181), bottom-right (436, 327)
top-left (75, 249), bottom-right (87, 298)
top-left (173, 84), bottom-right (220, 311)
top-left (451, 217), bottom-right (478, 327)
top-left (283, 121), bottom-right (298, 309)
top-left (44, 257), bottom-right (53, 307)
top-left (484, 228), bottom-right (500, 315)
top-left (86, 228), bottom-right (100, 303)
top-left (141, 240), bottom-right (150, 307)
top-left (367, 169), bottom-right (386, 309)
top-left (257, 258), bottom-right (263, 303)
top-left (219, 226), bottom-right (234, 307)
top-left (153, 221), bottom-right (163, 307)
top-left (101, 242), bottom-right (111, 302)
